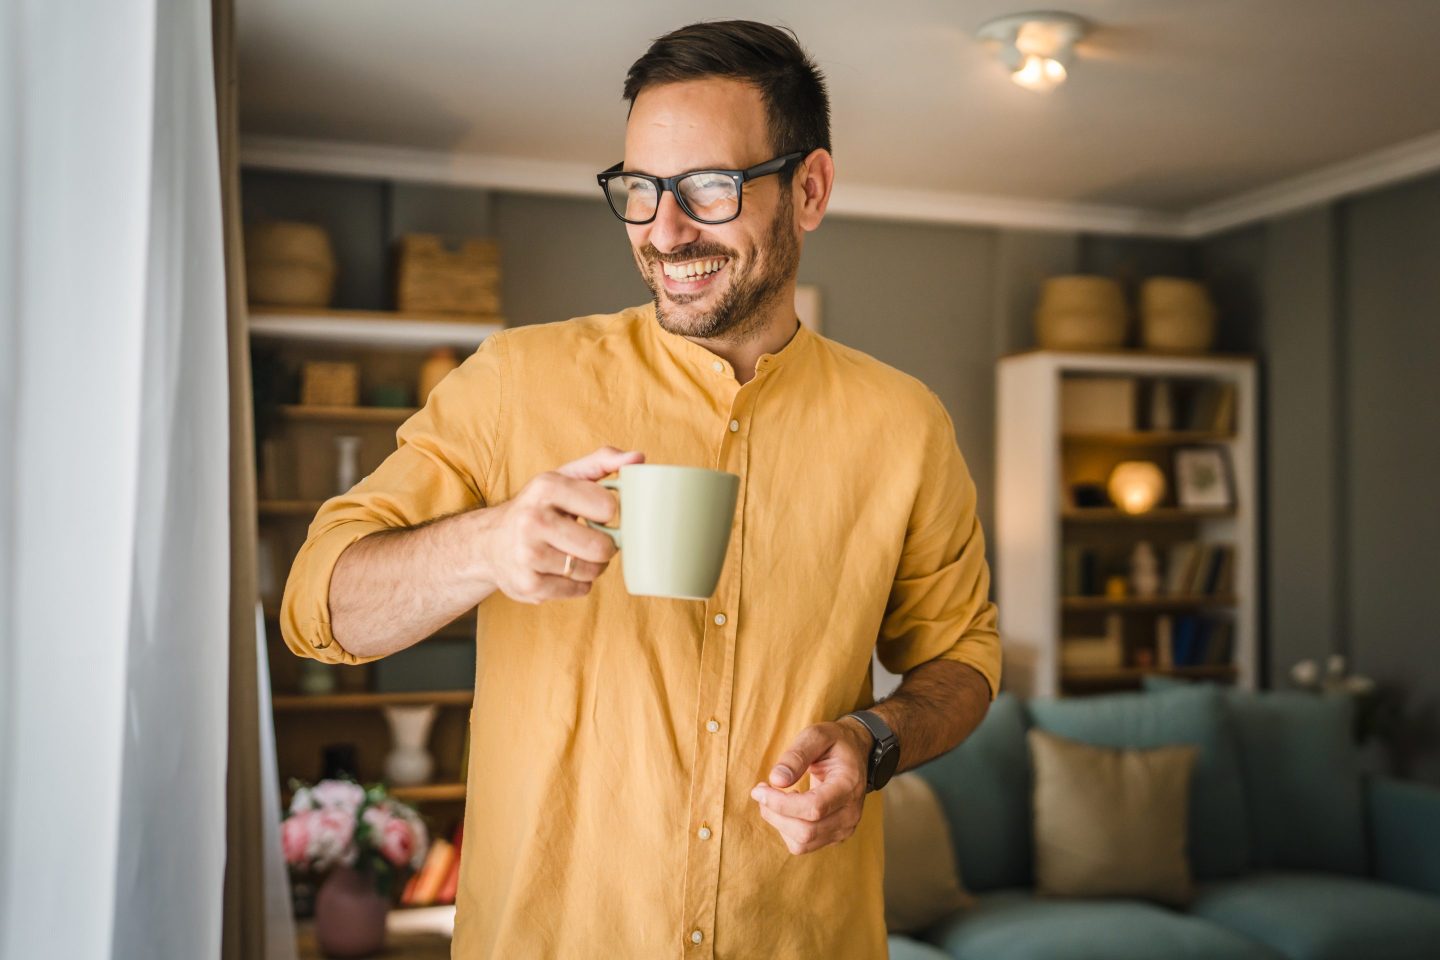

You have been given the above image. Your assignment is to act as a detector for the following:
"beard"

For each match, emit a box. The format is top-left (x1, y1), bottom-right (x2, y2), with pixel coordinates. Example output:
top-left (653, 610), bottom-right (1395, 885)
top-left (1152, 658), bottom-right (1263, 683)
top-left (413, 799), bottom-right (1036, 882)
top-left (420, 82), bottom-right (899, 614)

top-left (635, 192), bottom-right (800, 342)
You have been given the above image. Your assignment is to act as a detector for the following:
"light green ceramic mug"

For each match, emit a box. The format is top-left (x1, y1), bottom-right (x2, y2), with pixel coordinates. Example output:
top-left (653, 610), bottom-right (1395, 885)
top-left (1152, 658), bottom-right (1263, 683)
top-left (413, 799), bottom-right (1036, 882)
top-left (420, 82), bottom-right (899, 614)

top-left (587, 464), bottom-right (740, 600)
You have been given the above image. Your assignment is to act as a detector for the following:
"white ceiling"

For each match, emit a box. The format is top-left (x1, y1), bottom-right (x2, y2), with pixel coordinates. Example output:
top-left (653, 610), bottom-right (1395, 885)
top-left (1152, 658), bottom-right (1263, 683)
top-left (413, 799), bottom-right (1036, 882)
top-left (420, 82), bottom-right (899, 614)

top-left (237, 0), bottom-right (1440, 233)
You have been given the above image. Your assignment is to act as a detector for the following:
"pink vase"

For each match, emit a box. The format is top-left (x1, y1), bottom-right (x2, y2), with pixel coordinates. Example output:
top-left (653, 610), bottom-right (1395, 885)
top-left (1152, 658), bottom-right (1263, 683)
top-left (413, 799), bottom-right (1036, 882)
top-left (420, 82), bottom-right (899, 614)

top-left (314, 866), bottom-right (388, 958)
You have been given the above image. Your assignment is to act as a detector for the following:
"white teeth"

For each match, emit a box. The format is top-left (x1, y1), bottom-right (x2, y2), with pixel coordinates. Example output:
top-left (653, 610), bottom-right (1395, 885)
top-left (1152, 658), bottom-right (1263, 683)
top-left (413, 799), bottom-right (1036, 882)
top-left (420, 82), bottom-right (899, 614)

top-left (664, 258), bottom-right (727, 280)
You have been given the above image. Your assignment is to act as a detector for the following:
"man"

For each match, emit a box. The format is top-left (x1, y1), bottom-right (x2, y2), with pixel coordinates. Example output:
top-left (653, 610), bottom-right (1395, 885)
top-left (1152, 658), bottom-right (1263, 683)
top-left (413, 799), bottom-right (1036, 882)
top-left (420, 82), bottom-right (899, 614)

top-left (282, 20), bottom-right (999, 959)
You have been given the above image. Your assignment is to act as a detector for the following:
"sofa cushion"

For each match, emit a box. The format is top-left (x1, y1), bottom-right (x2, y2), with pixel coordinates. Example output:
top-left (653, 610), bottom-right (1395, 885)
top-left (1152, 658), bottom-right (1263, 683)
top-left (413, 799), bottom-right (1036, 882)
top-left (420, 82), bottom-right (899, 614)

top-left (1027, 684), bottom-right (1250, 880)
top-left (884, 773), bottom-right (974, 933)
top-left (1191, 871), bottom-right (1440, 960)
top-left (914, 692), bottom-right (1032, 891)
top-left (1225, 693), bottom-right (1366, 875)
top-left (925, 889), bottom-right (1282, 960)
top-left (1029, 729), bottom-right (1198, 905)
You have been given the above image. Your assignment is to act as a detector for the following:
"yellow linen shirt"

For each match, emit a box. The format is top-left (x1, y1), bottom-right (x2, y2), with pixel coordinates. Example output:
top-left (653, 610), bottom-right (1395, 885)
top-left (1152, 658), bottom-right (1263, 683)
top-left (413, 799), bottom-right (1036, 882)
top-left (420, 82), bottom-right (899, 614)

top-left (281, 302), bottom-right (1001, 959)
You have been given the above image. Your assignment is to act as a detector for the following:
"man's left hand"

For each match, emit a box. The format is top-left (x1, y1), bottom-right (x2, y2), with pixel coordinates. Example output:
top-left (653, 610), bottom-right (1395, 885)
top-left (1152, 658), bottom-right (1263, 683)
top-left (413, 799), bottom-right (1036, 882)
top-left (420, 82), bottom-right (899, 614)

top-left (750, 718), bottom-right (871, 855)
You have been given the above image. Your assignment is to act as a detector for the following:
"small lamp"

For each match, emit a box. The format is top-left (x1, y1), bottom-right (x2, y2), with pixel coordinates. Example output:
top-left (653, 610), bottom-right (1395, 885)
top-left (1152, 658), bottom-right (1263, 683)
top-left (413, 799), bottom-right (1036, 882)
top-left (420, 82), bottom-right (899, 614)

top-left (977, 12), bottom-right (1089, 93)
top-left (1108, 461), bottom-right (1166, 515)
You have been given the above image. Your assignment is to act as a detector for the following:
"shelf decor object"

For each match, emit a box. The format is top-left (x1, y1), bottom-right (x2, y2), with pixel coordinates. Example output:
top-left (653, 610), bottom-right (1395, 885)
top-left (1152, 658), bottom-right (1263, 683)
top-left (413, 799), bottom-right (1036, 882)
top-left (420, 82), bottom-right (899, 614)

top-left (1034, 276), bottom-right (1127, 351)
top-left (383, 705), bottom-right (439, 787)
top-left (395, 233), bottom-right (501, 317)
top-left (245, 220), bottom-right (337, 308)
top-left (997, 349), bottom-right (1257, 697)
top-left (1140, 278), bottom-right (1217, 353)
top-left (1107, 461), bottom-right (1166, 515)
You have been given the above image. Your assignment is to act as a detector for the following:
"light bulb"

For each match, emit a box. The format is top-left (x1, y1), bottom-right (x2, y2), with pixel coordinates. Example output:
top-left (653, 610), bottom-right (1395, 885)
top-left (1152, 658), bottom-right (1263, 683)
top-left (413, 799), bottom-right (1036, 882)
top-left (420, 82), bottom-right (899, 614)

top-left (1012, 54), bottom-right (1066, 93)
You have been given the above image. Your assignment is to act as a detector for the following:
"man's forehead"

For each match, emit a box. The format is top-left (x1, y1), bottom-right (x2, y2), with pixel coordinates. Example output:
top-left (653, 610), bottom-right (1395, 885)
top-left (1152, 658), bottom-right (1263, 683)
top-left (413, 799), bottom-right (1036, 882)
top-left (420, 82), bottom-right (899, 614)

top-left (624, 78), bottom-right (768, 169)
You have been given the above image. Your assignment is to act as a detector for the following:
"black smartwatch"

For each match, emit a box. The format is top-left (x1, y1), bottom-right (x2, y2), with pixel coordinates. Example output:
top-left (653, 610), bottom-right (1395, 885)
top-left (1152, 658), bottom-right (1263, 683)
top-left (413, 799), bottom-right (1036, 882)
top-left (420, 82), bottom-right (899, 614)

top-left (842, 709), bottom-right (900, 792)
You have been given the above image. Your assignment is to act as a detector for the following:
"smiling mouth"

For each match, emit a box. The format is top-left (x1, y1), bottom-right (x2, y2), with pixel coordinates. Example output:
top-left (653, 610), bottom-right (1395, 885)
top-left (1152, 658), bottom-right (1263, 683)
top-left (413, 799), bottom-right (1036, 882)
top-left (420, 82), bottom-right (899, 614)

top-left (660, 257), bottom-right (729, 283)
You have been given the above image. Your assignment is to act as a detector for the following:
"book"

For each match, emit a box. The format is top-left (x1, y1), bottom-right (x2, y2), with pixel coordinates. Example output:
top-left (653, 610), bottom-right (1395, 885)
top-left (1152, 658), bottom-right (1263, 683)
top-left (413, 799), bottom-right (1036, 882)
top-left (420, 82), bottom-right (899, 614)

top-left (436, 823), bottom-right (464, 905)
top-left (1165, 542), bottom-right (1198, 596)
top-left (1061, 377), bottom-right (1138, 433)
top-left (405, 838), bottom-right (455, 907)
top-left (1155, 615), bottom-right (1175, 670)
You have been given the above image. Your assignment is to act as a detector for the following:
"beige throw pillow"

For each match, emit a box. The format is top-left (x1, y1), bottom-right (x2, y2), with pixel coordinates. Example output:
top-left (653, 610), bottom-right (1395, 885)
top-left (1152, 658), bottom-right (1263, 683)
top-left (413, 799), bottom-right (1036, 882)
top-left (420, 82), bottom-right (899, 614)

top-left (883, 772), bottom-right (974, 933)
top-left (1028, 728), bottom-right (1198, 906)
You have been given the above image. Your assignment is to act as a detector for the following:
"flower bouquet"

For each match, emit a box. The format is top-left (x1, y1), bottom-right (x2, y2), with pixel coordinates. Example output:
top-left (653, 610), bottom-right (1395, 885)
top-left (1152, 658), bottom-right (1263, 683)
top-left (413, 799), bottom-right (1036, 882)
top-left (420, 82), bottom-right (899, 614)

top-left (282, 778), bottom-right (429, 958)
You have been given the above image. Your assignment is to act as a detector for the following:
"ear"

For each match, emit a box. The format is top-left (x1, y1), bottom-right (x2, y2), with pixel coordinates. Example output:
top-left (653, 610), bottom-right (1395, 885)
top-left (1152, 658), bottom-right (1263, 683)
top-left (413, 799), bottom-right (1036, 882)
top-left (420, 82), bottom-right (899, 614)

top-left (793, 148), bottom-right (834, 233)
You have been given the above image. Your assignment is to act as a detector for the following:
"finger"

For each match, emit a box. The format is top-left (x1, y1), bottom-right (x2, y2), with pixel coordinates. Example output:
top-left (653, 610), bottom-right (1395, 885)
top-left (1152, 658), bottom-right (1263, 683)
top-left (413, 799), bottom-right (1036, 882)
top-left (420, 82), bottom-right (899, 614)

top-left (539, 508), bottom-right (619, 564)
top-left (516, 573), bottom-right (592, 604)
top-left (751, 777), bottom-right (854, 821)
top-left (535, 474), bottom-right (622, 525)
top-left (555, 446), bottom-right (646, 482)
top-left (767, 724), bottom-right (837, 788)
top-left (757, 801), bottom-right (855, 855)
top-left (533, 543), bottom-right (604, 583)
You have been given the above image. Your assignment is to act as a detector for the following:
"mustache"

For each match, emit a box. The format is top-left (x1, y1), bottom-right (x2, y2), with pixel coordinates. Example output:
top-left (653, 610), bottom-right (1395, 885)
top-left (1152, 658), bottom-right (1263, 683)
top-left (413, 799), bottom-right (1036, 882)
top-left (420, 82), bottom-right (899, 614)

top-left (640, 243), bottom-right (737, 265)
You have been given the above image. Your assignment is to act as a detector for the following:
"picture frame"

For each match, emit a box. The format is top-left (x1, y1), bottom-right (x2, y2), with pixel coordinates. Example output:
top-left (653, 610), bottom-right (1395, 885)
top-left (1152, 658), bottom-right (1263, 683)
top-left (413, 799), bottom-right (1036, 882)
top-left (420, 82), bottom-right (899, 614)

top-left (1173, 446), bottom-right (1233, 508)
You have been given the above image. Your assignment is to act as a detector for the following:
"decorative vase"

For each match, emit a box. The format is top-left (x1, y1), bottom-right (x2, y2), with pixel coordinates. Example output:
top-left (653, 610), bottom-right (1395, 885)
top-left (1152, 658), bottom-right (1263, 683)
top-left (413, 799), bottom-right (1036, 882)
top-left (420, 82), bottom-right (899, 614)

top-left (383, 705), bottom-right (437, 787)
top-left (1139, 277), bottom-right (1216, 353)
top-left (314, 866), bottom-right (388, 959)
top-left (417, 347), bottom-right (459, 405)
top-left (1034, 275), bottom-right (1128, 351)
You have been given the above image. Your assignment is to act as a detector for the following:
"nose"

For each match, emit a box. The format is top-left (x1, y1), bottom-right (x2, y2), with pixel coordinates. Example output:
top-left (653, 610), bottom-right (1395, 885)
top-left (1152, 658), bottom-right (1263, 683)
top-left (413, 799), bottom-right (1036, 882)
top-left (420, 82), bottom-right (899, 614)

top-left (646, 189), bottom-right (701, 255)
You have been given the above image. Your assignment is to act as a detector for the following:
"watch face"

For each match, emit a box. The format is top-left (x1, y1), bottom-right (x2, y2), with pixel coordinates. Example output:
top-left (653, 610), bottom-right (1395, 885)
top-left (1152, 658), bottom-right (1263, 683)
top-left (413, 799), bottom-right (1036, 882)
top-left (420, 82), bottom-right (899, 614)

top-left (873, 742), bottom-right (900, 789)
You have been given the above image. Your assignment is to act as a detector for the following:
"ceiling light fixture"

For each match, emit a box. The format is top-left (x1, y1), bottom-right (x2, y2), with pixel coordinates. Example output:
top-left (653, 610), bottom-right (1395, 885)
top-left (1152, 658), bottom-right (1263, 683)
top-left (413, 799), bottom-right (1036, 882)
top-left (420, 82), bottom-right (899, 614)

top-left (977, 11), bottom-right (1088, 93)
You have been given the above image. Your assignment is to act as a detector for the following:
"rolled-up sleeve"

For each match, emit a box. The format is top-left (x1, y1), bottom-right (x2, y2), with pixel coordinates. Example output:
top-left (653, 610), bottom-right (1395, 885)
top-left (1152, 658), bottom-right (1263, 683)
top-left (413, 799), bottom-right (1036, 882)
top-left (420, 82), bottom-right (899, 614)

top-left (279, 331), bottom-right (508, 664)
top-left (875, 391), bottom-right (1001, 696)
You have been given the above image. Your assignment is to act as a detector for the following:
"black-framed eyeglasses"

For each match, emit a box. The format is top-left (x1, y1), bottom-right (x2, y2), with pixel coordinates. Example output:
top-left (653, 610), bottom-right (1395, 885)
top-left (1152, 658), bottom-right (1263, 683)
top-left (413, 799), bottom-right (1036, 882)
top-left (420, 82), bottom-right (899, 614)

top-left (596, 152), bottom-right (806, 225)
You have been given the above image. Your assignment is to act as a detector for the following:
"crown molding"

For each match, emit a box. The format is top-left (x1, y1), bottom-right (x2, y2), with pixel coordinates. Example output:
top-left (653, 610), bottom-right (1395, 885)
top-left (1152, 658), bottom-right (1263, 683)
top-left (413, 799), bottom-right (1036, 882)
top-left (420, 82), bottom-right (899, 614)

top-left (241, 130), bottom-right (1440, 240)
top-left (1178, 128), bottom-right (1440, 237)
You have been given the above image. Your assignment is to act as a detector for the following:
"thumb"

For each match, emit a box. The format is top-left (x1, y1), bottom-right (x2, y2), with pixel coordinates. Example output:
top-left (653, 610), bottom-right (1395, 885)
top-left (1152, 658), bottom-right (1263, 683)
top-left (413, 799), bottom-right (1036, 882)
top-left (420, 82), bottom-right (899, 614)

top-left (557, 445), bottom-right (645, 481)
top-left (769, 725), bottom-right (834, 788)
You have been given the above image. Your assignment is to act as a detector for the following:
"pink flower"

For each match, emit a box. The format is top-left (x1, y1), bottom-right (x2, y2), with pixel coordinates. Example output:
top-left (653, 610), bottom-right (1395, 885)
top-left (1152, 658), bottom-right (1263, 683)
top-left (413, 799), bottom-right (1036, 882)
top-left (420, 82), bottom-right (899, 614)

top-left (312, 808), bottom-right (358, 870)
top-left (282, 811), bottom-right (313, 866)
top-left (378, 816), bottom-right (417, 868)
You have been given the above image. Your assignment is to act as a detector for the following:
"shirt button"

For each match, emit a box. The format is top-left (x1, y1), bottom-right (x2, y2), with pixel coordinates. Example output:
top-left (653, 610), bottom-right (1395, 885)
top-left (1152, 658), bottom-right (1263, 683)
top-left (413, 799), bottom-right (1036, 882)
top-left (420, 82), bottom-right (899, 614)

top-left (706, 719), bottom-right (720, 733)
top-left (728, 419), bottom-right (740, 432)
top-left (713, 613), bottom-right (727, 626)
top-left (697, 825), bottom-right (712, 841)
top-left (711, 360), bottom-right (724, 373)
top-left (691, 930), bottom-right (704, 944)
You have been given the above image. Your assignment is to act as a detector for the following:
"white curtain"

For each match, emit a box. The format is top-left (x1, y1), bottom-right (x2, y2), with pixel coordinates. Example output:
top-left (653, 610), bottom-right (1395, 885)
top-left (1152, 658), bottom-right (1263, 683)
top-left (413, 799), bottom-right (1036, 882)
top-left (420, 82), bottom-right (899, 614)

top-left (0, 1), bottom-right (232, 957)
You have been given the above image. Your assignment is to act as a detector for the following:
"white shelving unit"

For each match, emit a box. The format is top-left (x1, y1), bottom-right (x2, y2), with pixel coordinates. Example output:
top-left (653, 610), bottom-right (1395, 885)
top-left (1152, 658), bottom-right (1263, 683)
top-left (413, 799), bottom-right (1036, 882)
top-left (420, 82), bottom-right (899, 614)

top-left (996, 350), bottom-right (1259, 699)
top-left (250, 306), bottom-right (502, 349)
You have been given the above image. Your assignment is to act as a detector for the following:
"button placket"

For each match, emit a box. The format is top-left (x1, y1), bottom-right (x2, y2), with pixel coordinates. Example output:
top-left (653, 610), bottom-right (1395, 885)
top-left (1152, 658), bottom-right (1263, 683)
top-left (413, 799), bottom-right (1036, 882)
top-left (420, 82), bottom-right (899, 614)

top-left (678, 383), bottom-right (753, 957)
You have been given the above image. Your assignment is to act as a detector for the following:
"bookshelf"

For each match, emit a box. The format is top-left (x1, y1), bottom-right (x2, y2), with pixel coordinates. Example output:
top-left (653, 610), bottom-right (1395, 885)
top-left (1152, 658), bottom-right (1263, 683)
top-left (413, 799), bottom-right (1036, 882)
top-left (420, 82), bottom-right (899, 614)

top-left (252, 302), bottom-right (497, 815)
top-left (996, 350), bottom-right (1258, 698)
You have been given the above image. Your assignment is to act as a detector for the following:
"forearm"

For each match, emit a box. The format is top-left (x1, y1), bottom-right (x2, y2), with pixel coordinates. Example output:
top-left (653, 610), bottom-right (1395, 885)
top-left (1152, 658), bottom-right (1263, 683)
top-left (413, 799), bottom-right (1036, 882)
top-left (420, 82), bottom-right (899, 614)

top-left (855, 658), bottom-right (992, 773)
top-left (328, 507), bottom-right (500, 659)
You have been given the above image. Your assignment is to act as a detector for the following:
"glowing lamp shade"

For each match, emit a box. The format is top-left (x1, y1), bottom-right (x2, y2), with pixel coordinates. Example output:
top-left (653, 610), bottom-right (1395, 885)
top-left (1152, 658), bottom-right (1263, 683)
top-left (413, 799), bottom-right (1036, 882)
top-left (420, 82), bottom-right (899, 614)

top-left (1108, 461), bottom-right (1166, 515)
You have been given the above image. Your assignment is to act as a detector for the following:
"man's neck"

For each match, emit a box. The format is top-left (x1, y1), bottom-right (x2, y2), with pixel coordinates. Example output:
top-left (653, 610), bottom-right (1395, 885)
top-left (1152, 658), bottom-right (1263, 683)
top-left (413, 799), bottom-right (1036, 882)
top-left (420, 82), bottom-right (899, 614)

top-left (685, 293), bottom-right (801, 385)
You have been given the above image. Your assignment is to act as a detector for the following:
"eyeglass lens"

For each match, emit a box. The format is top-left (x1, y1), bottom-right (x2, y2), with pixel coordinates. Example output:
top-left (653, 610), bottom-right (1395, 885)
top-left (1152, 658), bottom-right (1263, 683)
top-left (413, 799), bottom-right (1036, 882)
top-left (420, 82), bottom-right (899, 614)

top-left (604, 172), bottom-right (740, 224)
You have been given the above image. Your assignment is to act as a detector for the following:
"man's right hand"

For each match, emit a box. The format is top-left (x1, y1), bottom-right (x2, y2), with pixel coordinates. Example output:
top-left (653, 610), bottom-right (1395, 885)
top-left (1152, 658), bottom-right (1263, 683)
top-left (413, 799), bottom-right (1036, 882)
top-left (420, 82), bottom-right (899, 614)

top-left (475, 446), bottom-right (644, 604)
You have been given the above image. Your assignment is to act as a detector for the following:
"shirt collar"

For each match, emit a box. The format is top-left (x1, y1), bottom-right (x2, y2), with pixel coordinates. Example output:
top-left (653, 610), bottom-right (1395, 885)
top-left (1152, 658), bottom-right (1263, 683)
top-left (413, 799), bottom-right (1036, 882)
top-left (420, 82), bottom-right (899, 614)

top-left (640, 300), bottom-right (813, 382)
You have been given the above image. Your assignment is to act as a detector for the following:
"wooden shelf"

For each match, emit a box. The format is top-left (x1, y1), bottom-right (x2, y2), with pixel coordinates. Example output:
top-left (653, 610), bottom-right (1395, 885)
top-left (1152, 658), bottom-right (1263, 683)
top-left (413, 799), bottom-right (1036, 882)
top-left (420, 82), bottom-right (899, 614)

top-left (1062, 507), bottom-right (1236, 523)
top-left (1062, 430), bottom-right (1235, 446)
top-left (390, 782), bottom-right (466, 803)
top-left (1062, 665), bottom-right (1238, 688)
top-left (258, 499), bottom-right (325, 517)
top-left (272, 690), bottom-right (472, 712)
top-left (1062, 595), bottom-right (1238, 612)
top-left (279, 404), bottom-right (418, 424)
top-left (249, 306), bottom-right (503, 349)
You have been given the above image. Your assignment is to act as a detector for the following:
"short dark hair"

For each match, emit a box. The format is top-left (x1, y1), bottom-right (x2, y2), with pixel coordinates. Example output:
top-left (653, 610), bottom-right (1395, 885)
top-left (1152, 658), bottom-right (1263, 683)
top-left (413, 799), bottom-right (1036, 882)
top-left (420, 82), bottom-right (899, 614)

top-left (622, 20), bottom-right (831, 157)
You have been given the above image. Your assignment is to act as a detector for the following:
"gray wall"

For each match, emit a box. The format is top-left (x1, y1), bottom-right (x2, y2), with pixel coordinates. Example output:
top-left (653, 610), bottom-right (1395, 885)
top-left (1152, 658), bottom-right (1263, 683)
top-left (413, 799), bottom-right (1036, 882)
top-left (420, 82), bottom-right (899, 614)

top-left (1199, 175), bottom-right (1440, 783)
top-left (242, 168), bottom-right (1440, 782)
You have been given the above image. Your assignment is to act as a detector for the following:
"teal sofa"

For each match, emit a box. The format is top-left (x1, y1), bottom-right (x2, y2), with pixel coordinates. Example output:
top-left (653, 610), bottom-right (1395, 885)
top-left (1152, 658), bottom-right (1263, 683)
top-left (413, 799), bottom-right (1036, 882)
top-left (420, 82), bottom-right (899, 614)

top-left (885, 683), bottom-right (1440, 960)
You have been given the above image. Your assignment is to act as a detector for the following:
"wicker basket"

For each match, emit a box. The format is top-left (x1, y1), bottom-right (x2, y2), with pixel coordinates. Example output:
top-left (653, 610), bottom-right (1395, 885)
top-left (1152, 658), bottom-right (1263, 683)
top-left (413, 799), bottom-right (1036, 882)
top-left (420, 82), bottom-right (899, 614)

top-left (245, 221), bottom-right (337, 308)
top-left (1034, 275), bottom-right (1128, 350)
top-left (395, 234), bottom-right (501, 317)
top-left (301, 361), bottom-right (360, 407)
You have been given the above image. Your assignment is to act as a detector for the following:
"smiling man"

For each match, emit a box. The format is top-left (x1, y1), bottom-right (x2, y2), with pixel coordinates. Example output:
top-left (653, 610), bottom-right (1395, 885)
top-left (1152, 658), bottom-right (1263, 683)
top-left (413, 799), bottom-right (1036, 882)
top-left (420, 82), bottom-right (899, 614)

top-left (281, 20), bottom-right (999, 959)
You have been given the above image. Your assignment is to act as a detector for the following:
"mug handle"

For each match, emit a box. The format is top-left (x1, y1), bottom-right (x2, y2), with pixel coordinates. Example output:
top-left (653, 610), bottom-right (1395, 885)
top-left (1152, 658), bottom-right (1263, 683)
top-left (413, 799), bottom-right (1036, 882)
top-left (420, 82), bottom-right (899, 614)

top-left (585, 478), bottom-right (622, 549)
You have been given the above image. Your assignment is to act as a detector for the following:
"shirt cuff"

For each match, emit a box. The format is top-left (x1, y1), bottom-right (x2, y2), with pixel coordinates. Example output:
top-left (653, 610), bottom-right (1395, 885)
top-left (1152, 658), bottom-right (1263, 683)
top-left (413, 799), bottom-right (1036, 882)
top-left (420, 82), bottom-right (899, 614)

top-left (278, 519), bottom-right (391, 665)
